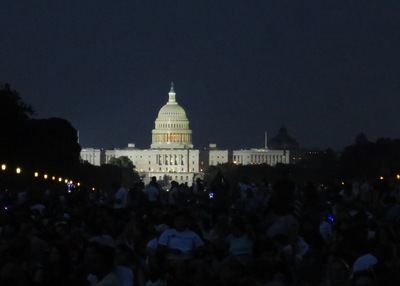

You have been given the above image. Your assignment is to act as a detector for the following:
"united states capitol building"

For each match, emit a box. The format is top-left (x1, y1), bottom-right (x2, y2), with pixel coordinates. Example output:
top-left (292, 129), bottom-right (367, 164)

top-left (80, 84), bottom-right (290, 184)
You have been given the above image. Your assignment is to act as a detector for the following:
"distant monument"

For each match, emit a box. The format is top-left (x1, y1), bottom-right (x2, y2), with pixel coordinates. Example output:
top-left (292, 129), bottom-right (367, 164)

top-left (268, 126), bottom-right (299, 150)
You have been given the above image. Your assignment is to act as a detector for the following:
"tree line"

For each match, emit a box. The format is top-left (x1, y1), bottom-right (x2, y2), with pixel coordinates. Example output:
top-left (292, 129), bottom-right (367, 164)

top-left (1, 83), bottom-right (399, 194)
top-left (0, 84), bottom-right (139, 193)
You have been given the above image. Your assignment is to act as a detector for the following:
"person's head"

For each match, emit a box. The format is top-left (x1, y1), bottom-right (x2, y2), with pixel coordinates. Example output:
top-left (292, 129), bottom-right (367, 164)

top-left (375, 242), bottom-right (396, 263)
top-left (352, 270), bottom-right (377, 286)
top-left (115, 243), bottom-right (135, 266)
top-left (112, 181), bottom-right (121, 190)
top-left (48, 241), bottom-right (73, 275)
top-left (54, 222), bottom-right (70, 238)
top-left (173, 211), bottom-right (190, 232)
top-left (286, 215), bottom-right (299, 237)
top-left (344, 183), bottom-right (353, 195)
top-left (327, 257), bottom-right (350, 286)
top-left (376, 223), bottom-right (396, 244)
top-left (261, 238), bottom-right (280, 263)
top-left (230, 217), bottom-right (247, 237)
top-left (84, 241), bottom-right (115, 279)
top-left (245, 188), bottom-right (254, 198)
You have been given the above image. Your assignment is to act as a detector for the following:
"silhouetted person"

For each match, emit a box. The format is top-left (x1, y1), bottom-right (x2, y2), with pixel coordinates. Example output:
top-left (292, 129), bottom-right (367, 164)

top-left (272, 170), bottom-right (296, 215)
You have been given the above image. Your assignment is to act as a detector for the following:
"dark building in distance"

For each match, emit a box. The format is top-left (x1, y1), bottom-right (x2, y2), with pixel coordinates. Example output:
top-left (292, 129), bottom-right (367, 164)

top-left (268, 126), bottom-right (300, 151)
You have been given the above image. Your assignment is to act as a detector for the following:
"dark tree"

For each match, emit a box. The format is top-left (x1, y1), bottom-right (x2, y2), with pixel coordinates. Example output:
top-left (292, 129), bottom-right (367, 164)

top-left (0, 83), bottom-right (35, 122)
top-left (108, 156), bottom-right (141, 189)
top-left (108, 156), bottom-right (135, 169)
top-left (0, 84), bottom-right (35, 163)
top-left (339, 135), bottom-right (400, 180)
top-left (23, 118), bottom-right (82, 173)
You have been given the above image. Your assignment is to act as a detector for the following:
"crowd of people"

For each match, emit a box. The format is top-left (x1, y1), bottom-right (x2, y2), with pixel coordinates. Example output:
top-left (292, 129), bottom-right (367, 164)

top-left (0, 171), bottom-right (400, 286)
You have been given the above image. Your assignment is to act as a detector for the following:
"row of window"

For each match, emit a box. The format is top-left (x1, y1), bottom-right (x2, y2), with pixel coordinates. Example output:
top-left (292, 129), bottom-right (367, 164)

top-left (151, 168), bottom-right (195, 172)
top-left (153, 134), bottom-right (191, 143)
top-left (233, 154), bottom-right (285, 163)
top-left (157, 160), bottom-right (196, 166)
top-left (157, 123), bottom-right (187, 129)
top-left (156, 175), bottom-right (191, 181)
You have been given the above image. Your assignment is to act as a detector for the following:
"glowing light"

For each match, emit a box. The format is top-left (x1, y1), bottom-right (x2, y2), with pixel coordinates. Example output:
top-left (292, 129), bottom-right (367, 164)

top-left (34, 172), bottom-right (39, 177)
top-left (58, 177), bottom-right (62, 182)
top-left (77, 182), bottom-right (80, 186)
top-left (44, 174), bottom-right (48, 179)
top-left (52, 176), bottom-right (56, 180)
top-left (1, 164), bottom-right (6, 171)
top-left (397, 174), bottom-right (400, 180)
top-left (380, 176), bottom-right (384, 180)
top-left (64, 179), bottom-right (68, 183)
top-left (16, 167), bottom-right (21, 174)
top-left (92, 187), bottom-right (95, 191)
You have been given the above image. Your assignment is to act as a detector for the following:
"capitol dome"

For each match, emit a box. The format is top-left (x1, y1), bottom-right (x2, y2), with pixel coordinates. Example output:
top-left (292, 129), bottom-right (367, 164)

top-left (151, 83), bottom-right (193, 149)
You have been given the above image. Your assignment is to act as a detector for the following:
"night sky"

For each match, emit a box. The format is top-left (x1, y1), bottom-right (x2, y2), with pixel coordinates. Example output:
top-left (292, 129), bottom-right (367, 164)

top-left (1, 1), bottom-right (399, 151)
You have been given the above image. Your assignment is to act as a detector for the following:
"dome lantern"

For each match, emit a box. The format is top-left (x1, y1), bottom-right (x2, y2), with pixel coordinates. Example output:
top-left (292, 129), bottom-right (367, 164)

top-left (168, 82), bottom-right (176, 103)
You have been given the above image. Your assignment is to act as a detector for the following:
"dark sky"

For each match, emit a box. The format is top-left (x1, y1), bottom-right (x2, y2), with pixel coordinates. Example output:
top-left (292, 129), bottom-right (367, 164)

top-left (1, 1), bottom-right (399, 151)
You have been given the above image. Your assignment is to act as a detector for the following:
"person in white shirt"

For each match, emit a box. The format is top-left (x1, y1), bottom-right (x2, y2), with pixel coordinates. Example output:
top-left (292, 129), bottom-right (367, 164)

top-left (157, 211), bottom-right (205, 280)
top-left (168, 181), bottom-right (181, 206)
top-left (113, 187), bottom-right (128, 210)
top-left (146, 177), bottom-right (162, 207)
top-left (112, 181), bottom-right (128, 219)
top-left (84, 241), bottom-right (123, 286)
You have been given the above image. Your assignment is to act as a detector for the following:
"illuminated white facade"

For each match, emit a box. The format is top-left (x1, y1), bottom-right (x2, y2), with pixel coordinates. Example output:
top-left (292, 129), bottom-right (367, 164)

top-left (80, 84), bottom-right (289, 184)
top-left (209, 149), bottom-right (229, 166)
top-left (233, 148), bottom-right (289, 166)
top-left (104, 147), bottom-right (199, 183)
top-left (81, 84), bottom-right (199, 184)
top-left (80, 148), bottom-right (104, 166)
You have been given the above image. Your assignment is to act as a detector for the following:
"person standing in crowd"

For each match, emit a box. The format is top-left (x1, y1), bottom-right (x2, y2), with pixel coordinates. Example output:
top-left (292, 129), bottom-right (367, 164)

top-left (271, 170), bottom-right (297, 215)
top-left (223, 216), bottom-right (255, 266)
top-left (156, 210), bottom-right (205, 283)
top-left (323, 257), bottom-right (351, 286)
top-left (351, 269), bottom-right (378, 286)
top-left (145, 177), bottom-right (162, 208)
top-left (168, 181), bottom-right (181, 206)
top-left (112, 181), bottom-right (128, 220)
top-left (84, 241), bottom-right (123, 286)
top-left (192, 178), bottom-right (205, 194)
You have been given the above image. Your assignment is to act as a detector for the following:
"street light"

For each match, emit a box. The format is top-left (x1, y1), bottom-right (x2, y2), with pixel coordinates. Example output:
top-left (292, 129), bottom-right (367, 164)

top-left (1, 164), bottom-right (6, 171)
top-left (16, 167), bottom-right (21, 174)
